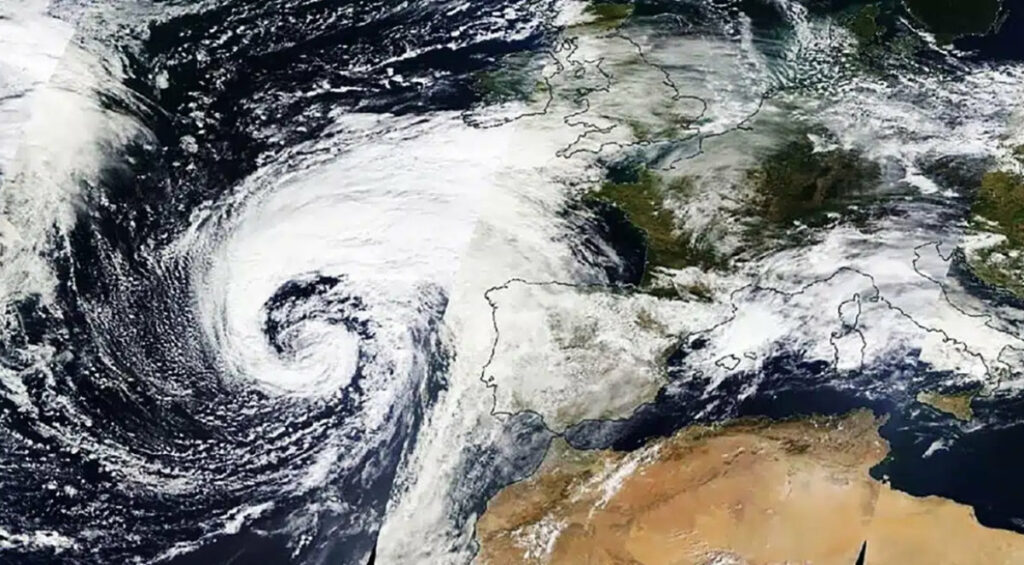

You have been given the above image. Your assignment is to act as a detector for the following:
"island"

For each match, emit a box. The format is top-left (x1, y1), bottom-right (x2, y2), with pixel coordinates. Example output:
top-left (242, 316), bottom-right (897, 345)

top-left (917, 389), bottom-right (976, 421)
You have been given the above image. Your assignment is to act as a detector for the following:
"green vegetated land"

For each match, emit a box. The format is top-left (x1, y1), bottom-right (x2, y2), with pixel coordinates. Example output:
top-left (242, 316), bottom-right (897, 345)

top-left (747, 135), bottom-right (881, 226)
top-left (832, 2), bottom-right (942, 69)
top-left (589, 134), bottom-right (882, 296)
top-left (581, 2), bottom-right (634, 29)
top-left (903, 0), bottom-right (1001, 39)
top-left (846, 3), bottom-right (884, 44)
top-left (589, 167), bottom-right (723, 287)
top-left (838, 2), bottom-right (922, 68)
top-left (969, 168), bottom-right (1024, 297)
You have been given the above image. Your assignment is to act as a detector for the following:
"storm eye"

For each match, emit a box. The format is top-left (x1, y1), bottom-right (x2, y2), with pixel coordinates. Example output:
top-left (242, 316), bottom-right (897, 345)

top-left (262, 274), bottom-right (372, 361)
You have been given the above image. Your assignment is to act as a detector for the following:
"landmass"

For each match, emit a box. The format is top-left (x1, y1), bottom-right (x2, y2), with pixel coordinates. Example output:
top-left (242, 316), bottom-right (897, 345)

top-left (917, 389), bottom-right (976, 421)
top-left (581, 2), bottom-right (633, 30)
top-left (588, 168), bottom-right (722, 285)
top-left (475, 410), bottom-right (1024, 564)
top-left (967, 168), bottom-right (1024, 298)
top-left (846, 4), bottom-right (884, 45)
top-left (746, 132), bottom-right (880, 228)
top-left (482, 281), bottom-right (733, 430)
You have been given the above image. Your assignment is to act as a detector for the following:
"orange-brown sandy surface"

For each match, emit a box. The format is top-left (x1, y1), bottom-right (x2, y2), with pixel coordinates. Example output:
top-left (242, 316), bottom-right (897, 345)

top-left (475, 410), bottom-right (1024, 564)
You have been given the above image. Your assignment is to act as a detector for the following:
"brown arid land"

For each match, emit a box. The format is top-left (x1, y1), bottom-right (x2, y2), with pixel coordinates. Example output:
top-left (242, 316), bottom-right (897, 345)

top-left (475, 410), bottom-right (1024, 564)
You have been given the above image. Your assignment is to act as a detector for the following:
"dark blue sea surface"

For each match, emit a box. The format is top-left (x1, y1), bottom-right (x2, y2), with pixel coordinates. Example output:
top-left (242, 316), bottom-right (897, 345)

top-left (958, 0), bottom-right (1024, 60)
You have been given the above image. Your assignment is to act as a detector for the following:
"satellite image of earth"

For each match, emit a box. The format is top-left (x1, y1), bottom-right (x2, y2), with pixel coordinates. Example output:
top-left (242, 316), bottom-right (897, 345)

top-left (3, 0), bottom-right (1024, 563)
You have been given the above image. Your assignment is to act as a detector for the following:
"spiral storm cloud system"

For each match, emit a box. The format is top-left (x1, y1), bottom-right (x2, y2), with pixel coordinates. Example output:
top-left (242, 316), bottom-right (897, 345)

top-left (5, 0), bottom-right (1024, 564)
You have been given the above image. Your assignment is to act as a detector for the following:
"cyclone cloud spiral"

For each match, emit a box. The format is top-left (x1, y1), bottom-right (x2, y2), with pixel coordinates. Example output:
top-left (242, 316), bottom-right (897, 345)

top-left (0, 0), bottom-right (548, 562)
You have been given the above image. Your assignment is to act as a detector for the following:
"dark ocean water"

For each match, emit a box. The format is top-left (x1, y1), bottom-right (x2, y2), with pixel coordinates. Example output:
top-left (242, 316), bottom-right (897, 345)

top-left (958, 0), bottom-right (1024, 60)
